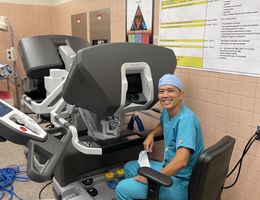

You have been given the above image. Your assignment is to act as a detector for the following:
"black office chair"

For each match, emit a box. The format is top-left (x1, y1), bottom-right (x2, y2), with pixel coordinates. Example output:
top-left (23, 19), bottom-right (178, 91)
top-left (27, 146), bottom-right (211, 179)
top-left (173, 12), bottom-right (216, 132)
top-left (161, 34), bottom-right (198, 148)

top-left (138, 136), bottom-right (236, 200)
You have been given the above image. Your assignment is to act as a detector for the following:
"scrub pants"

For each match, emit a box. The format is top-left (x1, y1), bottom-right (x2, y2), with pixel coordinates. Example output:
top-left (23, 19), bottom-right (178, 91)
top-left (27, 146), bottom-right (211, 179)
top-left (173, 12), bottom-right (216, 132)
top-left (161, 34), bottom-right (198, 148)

top-left (115, 160), bottom-right (188, 200)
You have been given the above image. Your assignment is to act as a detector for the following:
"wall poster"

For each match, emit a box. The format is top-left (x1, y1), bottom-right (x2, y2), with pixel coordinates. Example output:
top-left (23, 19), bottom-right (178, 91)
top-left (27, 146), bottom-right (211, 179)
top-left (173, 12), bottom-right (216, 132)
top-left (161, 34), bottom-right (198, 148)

top-left (159, 0), bottom-right (260, 75)
top-left (126, 0), bottom-right (154, 44)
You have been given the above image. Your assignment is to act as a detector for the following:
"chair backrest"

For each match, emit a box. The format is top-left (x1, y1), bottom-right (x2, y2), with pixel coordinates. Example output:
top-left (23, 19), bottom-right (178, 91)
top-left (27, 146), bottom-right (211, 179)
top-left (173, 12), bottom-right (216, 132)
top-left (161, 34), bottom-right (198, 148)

top-left (188, 136), bottom-right (235, 200)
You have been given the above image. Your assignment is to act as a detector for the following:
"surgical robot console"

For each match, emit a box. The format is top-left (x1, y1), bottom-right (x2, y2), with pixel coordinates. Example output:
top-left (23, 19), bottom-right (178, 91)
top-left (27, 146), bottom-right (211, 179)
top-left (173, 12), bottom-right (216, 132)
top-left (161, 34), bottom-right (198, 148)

top-left (18, 35), bottom-right (89, 121)
top-left (0, 42), bottom-right (177, 200)
top-left (51, 43), bottom-right (177, 200)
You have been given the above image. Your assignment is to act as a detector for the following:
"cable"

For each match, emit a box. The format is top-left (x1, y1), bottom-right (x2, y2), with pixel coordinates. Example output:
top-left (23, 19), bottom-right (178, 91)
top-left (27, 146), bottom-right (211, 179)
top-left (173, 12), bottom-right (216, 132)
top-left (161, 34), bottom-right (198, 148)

top-left (223, 132), bottom-right (258, 189)
top-left (226, 133), bottom-right (256, 178)
top-left (38, 180), bottom-right (53, 200)
top-left (0, 164), bottom-right (29, 200)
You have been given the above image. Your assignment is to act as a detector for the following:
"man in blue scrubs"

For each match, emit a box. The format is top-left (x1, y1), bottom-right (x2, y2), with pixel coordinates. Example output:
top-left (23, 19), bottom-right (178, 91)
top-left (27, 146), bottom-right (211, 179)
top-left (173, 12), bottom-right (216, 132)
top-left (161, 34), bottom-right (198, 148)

top-left (116, 74), bottom-right (204, 200)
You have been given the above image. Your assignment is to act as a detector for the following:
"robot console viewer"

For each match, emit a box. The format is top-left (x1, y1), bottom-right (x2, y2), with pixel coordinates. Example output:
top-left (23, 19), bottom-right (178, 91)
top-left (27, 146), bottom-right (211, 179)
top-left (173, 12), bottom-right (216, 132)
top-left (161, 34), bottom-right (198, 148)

top-left (18, 35), bottom-right (89, 121)
top-left (50, 42), bottom-right (177, 200)
top-left (1, 42), bottom-right (177, 200)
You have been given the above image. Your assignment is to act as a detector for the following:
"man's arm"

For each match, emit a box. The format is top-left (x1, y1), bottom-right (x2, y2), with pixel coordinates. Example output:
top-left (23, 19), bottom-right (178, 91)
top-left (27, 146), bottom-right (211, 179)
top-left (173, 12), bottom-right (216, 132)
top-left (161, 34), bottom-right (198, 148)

top-left (160, 147), bottom-right (191, 176)
top-left (149, 123), bottom-right (164, 137)
top-left (143, 123), bottom-right (163, 152)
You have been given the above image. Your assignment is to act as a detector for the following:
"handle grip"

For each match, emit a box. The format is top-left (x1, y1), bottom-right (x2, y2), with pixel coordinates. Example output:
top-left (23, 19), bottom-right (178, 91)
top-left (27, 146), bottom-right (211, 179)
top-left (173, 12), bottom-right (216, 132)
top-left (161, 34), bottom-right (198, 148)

top-left (26, 126), bottom-right (71, 182)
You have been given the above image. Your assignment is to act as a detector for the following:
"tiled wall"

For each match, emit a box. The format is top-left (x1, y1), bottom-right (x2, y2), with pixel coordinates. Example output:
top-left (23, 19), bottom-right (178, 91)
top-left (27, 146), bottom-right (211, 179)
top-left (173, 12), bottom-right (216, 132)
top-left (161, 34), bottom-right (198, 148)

top-left (0, 0), bottom-right (260, 199)
top-left (175, 68), bottom-right (260, 200)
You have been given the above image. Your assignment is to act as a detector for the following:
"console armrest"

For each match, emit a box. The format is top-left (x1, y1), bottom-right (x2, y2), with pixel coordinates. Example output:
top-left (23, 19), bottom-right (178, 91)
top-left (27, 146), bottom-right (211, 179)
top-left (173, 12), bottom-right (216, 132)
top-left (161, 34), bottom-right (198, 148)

top-left (138, 167), bottom-right (173, 187)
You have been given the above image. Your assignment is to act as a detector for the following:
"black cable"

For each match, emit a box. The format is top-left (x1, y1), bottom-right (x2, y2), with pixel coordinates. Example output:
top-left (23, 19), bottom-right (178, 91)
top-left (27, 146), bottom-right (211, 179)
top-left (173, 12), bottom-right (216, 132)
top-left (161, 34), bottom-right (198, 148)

top-left (24, 112), bottom-right (35, 115)
top-left (226, 133), bottom-right (256, 178)
top-left (223, 133), bottom-right (257, 189)
top-left (38, 180), bottom-right (53, 200)
top-left (45, 123), bottom-right (54, 129)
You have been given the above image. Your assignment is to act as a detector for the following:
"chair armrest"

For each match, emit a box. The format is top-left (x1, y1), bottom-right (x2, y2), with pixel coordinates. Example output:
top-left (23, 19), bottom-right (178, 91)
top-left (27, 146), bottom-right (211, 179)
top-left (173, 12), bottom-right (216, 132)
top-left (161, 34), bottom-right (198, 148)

top-left (138, 167), bottom-right (173, 187)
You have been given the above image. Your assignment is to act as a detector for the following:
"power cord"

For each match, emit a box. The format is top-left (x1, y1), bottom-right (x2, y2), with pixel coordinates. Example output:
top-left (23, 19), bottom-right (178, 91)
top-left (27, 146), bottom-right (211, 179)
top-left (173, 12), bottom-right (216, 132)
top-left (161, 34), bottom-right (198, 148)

top-left (0, 164), bottom-right (29, 199)
top-left (223, 126), bottom-right (260, 189)
top-left (38, 180), bottom-right (53, 200)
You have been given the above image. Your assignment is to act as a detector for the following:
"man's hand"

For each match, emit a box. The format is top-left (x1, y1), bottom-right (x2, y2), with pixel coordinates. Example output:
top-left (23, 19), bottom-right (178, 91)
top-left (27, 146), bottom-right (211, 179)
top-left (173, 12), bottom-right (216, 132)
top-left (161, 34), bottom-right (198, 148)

top-left (143, 134), bottom-right (154, 152)
top-left (133, 175), bottom-right (147, 184)
top-left (143, 123), bottom-right (163, 152)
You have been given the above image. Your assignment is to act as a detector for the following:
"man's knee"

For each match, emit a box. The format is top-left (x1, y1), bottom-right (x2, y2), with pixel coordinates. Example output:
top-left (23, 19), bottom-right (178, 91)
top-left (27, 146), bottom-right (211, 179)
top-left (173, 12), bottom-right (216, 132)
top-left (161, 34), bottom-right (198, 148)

top-left (115, 179), bottom-right (129, 200)
top-left (116, 178), bottom-right (147, 200)
top-left (125, 160), bottom-right (138, 170)
top-left (124, 160), bottom-right (139, 178)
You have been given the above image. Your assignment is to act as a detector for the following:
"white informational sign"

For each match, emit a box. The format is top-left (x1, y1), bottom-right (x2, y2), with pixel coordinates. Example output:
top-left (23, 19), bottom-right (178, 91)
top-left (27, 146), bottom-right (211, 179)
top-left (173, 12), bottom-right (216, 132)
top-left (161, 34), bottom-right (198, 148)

top-left (159, 0), bottom-right (260, 75)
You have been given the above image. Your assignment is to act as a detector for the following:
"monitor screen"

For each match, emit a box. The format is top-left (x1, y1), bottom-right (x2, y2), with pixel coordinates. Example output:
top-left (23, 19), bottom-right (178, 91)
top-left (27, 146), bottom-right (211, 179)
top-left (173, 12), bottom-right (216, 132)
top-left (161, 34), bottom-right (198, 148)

top-left (0, 102), bottom-right (12, 117)
top-left (126, 73), bottom-right (142, 94)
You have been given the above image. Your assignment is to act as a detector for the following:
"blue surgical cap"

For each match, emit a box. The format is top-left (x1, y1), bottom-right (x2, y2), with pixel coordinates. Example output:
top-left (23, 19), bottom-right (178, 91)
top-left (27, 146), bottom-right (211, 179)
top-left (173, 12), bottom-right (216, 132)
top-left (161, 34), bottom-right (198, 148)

top-left (158, 74), bottom-right (183, 91)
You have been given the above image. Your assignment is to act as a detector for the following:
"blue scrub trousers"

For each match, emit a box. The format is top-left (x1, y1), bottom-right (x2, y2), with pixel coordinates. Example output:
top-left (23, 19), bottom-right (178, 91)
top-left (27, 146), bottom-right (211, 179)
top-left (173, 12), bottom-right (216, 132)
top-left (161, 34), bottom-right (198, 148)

top-left (115, 160), bottom-right (188, 200)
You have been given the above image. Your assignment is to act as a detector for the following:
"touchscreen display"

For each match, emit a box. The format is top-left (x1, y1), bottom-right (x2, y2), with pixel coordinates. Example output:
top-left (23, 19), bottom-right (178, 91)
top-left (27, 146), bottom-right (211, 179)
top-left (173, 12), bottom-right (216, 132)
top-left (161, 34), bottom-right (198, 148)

top-left (0, 102), bottom-right (13, 117)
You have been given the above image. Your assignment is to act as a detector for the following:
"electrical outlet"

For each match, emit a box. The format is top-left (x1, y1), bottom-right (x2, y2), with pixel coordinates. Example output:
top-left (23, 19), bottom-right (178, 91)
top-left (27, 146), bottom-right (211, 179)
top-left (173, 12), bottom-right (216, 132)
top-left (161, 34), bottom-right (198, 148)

top-left (6, 47), bottom-right (16, 61)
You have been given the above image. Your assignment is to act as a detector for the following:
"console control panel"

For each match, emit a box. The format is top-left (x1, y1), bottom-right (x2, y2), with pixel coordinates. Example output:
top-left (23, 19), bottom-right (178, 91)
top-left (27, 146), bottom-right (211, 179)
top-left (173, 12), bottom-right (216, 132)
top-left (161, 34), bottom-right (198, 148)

top-left (0, 99), bottom-right (47, 144)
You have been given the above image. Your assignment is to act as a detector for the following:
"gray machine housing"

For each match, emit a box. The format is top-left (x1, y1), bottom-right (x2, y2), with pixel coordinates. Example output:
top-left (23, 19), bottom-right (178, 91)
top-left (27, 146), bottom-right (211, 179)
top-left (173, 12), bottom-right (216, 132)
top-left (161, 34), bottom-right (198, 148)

top-left (62, 43), bottom-right (177, 117)
top-left (54, 43), bottom-right (177, 187)
top-left (18, 35), bottom-right (89, 79)
top-left (18, 35), bottom-right (89, 113)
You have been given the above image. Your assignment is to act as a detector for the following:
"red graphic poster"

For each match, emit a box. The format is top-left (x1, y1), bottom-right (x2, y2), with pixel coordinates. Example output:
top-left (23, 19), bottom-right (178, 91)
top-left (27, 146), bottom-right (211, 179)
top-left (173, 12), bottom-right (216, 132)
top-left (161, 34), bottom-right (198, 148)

top-left (126, 0), bottom-right (154, 44)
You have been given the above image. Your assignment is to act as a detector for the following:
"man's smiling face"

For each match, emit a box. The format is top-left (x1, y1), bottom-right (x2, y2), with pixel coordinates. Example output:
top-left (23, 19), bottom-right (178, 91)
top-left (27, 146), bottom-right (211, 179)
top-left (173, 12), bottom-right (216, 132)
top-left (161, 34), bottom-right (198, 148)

top-left (158, 85), bottom-right (183, 111)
